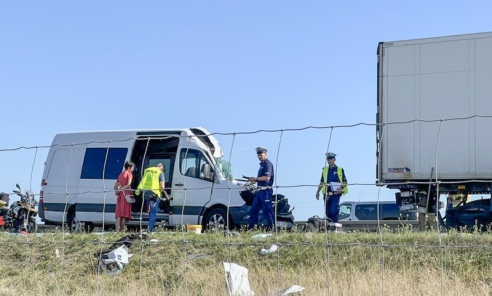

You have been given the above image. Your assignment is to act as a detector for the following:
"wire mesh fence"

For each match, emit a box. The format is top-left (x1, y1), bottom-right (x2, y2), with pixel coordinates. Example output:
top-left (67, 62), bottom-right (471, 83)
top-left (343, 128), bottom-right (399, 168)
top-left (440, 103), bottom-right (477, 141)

top-left (1, 120), bottom-right (492, 295)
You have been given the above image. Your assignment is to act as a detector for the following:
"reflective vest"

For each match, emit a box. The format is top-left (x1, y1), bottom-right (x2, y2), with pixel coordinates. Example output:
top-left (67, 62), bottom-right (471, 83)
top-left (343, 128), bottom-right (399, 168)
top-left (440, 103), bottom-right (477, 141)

top-left (321, 166), bottom-right (348, 195)
top-left (135, 167), bottom-right (162, 196)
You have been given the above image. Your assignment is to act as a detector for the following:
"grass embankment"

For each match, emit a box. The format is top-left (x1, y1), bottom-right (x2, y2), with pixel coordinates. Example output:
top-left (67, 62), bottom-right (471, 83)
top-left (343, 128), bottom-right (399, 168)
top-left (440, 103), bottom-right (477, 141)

top-left (1, 229), bottom-right (492, 295)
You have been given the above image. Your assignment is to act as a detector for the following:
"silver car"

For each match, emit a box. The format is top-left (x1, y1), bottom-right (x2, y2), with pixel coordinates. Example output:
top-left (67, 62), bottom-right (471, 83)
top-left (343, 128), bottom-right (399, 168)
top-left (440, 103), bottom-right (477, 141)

top-left (338, 201), bottom-right (418, 231)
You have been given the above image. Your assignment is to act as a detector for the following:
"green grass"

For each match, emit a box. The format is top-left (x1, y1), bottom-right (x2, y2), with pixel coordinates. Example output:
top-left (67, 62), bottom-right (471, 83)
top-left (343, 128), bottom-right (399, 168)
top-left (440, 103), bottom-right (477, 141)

top-left (0, 228), bottom-right (491, 295)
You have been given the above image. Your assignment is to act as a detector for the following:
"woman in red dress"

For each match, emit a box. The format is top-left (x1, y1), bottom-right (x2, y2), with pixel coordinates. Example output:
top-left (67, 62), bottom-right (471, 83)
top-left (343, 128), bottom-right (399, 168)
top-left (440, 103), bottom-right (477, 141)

top-left (113, 161), bottom-right (135, 232)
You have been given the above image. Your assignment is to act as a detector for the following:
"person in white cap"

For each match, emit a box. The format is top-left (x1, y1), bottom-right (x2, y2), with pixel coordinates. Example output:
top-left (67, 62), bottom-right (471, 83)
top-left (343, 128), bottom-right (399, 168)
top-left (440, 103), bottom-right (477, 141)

top-left (315, 152), bottom-right (348, 222)
top-left (247, 147), bottom-right (275, 230)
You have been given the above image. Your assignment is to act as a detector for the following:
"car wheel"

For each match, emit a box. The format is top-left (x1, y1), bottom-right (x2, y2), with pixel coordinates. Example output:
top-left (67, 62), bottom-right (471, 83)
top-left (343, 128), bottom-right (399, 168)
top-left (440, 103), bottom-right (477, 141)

top-left (204, 208), bottom-right (229, 231)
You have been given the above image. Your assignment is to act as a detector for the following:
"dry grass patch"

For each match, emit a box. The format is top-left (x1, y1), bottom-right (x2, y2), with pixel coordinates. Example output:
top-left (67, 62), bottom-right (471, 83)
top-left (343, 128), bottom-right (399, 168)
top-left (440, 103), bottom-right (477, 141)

top-left (0, 229), bottom-right (491, 295)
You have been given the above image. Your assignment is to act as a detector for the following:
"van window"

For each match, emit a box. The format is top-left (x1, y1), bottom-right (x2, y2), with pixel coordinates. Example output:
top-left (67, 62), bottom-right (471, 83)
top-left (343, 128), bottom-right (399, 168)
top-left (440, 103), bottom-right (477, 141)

top-left (353, 203), bottom-right (414, 221)
top-left (48, 148), bottom-right (85, 179)
top-left (380, 203), bottom-right (401, 220)
top-left (354, 205), bottom-right (378, 220)
top-left (180, 149), bottom-right (213, 181)
top-left (80, 148), bottom-right (128, 179)
top-left (339, 204), bottom-right (352, 220)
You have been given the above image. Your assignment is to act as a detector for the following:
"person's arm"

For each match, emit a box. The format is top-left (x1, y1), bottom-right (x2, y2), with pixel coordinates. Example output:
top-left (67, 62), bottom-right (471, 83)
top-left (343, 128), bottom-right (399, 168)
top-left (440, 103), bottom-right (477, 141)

top-left (159, 172), bottom-right (166, 197)
top-left (315, 172), bottom-right (324, 199)
top-left (258, 161), bottom-right (273, 183)
top-left (114, 181), bottom-right (120, 191)
top-left (251, 175), bottom-right (270, 182)
top-left (337, 168), bottom-right (347, 194)
top-left (113, 180), bottom-right (121, 196)
top-left (248, 176), bottom-right (269, 182)
top-left (315, 183), bottom-right (324, 200)
top-left (118, 172), bottom-right (132, 190)
top-left (123, 174), bottom-right (133, 190)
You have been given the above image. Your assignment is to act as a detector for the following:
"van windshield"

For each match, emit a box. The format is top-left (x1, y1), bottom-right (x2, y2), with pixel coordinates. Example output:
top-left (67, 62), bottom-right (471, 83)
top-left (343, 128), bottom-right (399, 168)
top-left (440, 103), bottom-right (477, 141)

top-left (215, 158), bottom-right (234, 181)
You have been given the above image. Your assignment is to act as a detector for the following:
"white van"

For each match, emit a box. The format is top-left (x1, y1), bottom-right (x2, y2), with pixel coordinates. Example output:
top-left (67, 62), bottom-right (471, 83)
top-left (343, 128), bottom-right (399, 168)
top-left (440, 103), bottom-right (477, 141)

top-left (38, 127), bottom-right (265, 231)
top-left (338, 201), bottom-right (418, 231)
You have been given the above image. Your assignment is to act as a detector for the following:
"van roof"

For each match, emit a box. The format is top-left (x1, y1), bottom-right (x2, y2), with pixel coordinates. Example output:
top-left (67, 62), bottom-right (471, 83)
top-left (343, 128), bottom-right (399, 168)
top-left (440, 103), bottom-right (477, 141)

top-left (54, 126), bottom-right (209, 136)
top-left (51, 126), bottom-right (224, 158)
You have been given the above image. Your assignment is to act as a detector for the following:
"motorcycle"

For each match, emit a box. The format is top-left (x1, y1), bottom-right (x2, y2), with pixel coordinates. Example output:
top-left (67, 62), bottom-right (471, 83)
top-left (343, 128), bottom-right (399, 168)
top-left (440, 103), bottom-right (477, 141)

top-left (239, 176), bottom-right (295, 230)
top-left (0, 184), bottom-right (38, 233)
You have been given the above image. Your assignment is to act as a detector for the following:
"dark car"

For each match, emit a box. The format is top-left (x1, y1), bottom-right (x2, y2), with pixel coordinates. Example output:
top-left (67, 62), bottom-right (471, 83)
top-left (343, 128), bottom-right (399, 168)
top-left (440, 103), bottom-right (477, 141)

top-left (446, 198), bottom-right (492, 231)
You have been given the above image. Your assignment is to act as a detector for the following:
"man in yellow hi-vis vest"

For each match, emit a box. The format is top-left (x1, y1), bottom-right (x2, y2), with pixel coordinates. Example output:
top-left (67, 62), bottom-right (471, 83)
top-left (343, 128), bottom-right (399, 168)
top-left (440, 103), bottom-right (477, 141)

top-left (135, 163), bottom-right (166, 232)
top-left (315, 152), bottom-right (348, 222)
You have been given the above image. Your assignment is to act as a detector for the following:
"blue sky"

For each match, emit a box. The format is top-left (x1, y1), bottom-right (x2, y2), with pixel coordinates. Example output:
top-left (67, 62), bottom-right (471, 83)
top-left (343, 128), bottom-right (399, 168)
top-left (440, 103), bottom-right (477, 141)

top-left (1, 1), bottom-right (491, 221)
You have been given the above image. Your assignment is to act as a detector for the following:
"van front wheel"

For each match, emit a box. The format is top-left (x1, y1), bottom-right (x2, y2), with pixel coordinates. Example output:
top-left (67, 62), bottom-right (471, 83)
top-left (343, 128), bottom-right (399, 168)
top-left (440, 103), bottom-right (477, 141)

top-left (204, 208), bottom-right (229, 231)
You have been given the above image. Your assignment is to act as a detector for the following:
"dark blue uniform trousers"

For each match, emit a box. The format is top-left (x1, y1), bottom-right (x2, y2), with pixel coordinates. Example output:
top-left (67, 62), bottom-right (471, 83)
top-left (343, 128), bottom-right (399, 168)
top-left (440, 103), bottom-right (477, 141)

top-left (325, 194), bottom-right (341, 222)
top-left (248, 189), bottom-right (274, 229)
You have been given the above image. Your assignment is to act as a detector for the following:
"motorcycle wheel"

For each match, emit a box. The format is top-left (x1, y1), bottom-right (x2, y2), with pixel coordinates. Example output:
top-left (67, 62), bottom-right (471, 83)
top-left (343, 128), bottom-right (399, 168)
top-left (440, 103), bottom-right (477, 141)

top-left (25, 218), bottom-right (37, 233)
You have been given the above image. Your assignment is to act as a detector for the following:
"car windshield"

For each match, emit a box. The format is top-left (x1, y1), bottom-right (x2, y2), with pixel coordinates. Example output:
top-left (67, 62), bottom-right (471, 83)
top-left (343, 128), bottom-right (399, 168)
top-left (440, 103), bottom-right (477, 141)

top-left (215, 157), bottom-right (234, 181)
top-left (339, 204), bottom-right (351, 220)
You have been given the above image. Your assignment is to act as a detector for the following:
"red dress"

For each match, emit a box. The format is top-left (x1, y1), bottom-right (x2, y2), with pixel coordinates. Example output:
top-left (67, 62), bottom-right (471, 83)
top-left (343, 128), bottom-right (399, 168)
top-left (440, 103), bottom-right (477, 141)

top-left (115, 170), bottom-right (133, 219)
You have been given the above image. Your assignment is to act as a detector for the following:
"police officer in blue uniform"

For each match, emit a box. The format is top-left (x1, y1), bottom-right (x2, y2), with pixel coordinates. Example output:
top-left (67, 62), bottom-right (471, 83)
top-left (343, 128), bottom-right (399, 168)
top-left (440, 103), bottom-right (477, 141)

top-left (315, 152), bottom-right (348, 222)
top-left (248, 147), bottom-right (275, 230)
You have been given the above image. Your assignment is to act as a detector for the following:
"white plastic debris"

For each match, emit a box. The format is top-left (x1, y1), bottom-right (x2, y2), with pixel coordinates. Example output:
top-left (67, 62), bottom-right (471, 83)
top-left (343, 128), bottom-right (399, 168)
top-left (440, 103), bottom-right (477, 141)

top-left (98, 245), bottom-right (130, 274)
top-left (251, 233), bottom-right (272, 239)
top-left (150, 239), bottom-right (159, 242)
top-left (224, 230), bottom-right (240, 237)
top-left (274, 285), bottom-right (305, 295)
top-left (55, 249), bottom-right (60, 258)
top-left (223, 262), bottom-right (255, 296)
top-left (186, 253), bottom-right (213, 260)
top-left (105, 245), bottom-right (129, 268)
top-left (259, 244), bottom-right (278, 255)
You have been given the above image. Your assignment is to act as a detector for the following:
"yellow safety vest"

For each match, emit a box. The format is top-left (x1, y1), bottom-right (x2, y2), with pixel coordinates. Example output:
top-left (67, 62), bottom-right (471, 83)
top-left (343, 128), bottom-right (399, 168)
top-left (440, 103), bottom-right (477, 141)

top-left (321, 166), bottom-right (348, 195)
top-left (135, 167), bottom-right (162, 196)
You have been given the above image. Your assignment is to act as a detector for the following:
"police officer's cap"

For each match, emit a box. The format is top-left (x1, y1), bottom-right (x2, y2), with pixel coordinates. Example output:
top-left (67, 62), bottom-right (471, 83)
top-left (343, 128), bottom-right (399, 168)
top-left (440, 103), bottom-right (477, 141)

top-left (326, 152), bottom-right (337, 159)
top-left (256, 147), bottom-right (268, 154)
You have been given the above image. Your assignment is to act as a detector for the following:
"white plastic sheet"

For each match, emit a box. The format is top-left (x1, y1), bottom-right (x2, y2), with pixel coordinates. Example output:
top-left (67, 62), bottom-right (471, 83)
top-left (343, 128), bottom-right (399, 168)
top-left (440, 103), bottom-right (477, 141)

top-left (259, 244), bottom-right (278, 255)
top-left (223, 262), bottom-right (255, 296)
top-left (274, 285), bottom-right (305, 295)
top-left (251, 233), bottom-right (272, 239)
top-left (101, 245), bottom-right (130, 271)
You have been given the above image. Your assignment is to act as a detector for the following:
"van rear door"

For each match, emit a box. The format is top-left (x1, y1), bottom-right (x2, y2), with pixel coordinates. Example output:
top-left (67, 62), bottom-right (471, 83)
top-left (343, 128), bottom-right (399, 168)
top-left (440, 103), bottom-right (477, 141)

top-left (41, 147), bottom-right (85, 223)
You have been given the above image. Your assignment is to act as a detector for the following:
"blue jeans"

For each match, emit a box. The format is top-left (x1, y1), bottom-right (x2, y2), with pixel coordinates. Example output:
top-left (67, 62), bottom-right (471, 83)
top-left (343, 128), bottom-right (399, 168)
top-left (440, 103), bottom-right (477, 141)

top-left (143, 191), bottom-right (161, 232)
top-left (248, 189), bottom-right (274, 229)
top-left (325, 194), bottom-right (341, 222)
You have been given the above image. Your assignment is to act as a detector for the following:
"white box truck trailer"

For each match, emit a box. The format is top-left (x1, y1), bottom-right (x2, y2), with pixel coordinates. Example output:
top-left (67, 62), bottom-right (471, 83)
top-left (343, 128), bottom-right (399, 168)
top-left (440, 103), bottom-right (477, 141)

top-left (39, 127), bottom-right (294, 231)
top-left (376, 31), bottom-right (492, 214)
